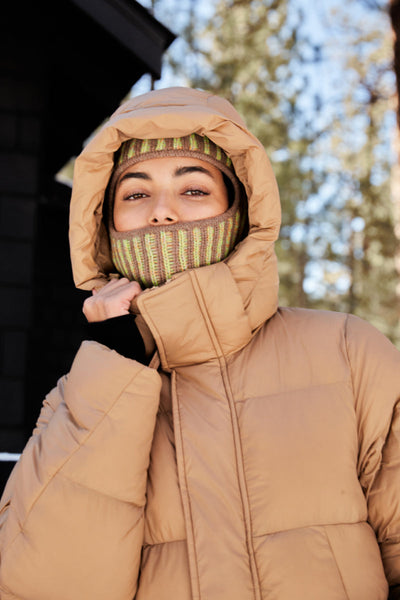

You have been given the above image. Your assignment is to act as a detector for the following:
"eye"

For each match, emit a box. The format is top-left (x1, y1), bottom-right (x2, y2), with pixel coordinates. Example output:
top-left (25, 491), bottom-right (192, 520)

top-left (124, 192), bottom-right (148, 201)
top-left (183, 188), bottom-right (210, 197)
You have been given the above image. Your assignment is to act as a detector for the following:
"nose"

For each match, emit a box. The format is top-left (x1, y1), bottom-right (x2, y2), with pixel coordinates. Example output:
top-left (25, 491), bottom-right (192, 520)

top-left (149, 192), bottom-right (179, 226)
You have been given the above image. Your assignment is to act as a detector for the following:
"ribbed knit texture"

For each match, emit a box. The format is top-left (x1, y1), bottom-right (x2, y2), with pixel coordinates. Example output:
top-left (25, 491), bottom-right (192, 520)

top-left (107, 134), bottom-right (240, 208)
top-left (108, 133), bottom-right (246, 288)
top-left (117, 135), bottom-right (232, 167)
top-left (110, 201), bottom-right (244, 288)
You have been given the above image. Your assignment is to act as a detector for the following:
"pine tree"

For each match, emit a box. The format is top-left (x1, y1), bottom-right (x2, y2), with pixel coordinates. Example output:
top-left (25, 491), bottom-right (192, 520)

top-left (184, 0), bottom-right (326, 307)
top-left (318, 2), bottom-right (400, 343)
top-left (139, 0), bottom-right (400, 344)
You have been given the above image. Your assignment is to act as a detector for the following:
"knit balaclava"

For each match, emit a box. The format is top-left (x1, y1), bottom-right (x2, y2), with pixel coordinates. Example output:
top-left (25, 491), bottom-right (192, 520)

top-left (108, 134), bottom-right (246, 288)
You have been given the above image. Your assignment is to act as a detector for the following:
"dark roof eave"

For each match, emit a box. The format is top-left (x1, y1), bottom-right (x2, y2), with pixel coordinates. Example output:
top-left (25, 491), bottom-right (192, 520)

top-left (70, 0), bottom-right (176, 79)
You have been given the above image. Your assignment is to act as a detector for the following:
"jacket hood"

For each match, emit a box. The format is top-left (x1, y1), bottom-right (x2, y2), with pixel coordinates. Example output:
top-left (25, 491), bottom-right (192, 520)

top-left (69, 87), bottom-right (281, 364)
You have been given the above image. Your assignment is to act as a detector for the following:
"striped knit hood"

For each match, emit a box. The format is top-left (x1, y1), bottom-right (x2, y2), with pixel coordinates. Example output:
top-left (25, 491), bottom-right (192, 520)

top-left (107, 133), bottom-right (246, 288)
top-left (69, 87), bottom-right (281, 363)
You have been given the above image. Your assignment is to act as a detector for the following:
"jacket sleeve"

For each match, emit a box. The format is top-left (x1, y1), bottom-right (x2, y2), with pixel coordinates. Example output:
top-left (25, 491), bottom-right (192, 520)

top-left (345, 315), bottom-right (400, 591)
top-left (0, 340), bottom-right (161, 600)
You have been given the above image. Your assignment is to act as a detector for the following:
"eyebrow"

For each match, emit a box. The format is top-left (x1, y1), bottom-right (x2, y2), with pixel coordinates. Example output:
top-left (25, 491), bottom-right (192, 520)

top-left (118, 165), bottom-right (216, 185)
top-left (174, 165), bottom-right (215, 179)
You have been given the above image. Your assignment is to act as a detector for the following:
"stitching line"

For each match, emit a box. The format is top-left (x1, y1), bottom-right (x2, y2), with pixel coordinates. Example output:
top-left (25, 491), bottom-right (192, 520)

top-left (323, 525), bottom-right (351, 600)
top-left (172, 370), bottom-right (201, 600)
top-left (2, 363), bottom-right (149, 557)
top-left (219, 358), bottom-right (262, 600)
top-left (190, 270), bottom-right (261, 600)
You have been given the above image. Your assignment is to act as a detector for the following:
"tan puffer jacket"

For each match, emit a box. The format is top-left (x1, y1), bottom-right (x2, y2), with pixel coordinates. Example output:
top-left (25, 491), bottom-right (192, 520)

top-left (0, 87), bottom-right (399, 600)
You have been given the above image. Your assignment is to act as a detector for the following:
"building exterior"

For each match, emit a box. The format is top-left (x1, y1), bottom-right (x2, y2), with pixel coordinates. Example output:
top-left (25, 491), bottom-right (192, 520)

top-left (0, 0), bottom-right (175, 489)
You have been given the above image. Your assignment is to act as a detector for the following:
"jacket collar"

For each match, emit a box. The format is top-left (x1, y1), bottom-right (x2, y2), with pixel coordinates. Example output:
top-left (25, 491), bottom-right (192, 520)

top-left (68, 87), bottom-right (282, 361)
top-left (136, 257), bottom-right (277, 370)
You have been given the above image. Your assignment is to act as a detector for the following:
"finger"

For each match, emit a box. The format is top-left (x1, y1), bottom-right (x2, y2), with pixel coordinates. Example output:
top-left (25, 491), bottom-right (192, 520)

top-left (108, 277), bottom-right (130, 287)
top-left (97, 277), bottom-right (131, 295)
top-left (114, 281), bottom-right (142, 301)
top-left (129, 281), bottom-right (142, 295)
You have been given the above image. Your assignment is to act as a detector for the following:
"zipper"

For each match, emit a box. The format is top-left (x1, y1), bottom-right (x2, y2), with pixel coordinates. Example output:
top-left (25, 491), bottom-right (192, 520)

top-left (218, 354), bottom-right (261, 600)
top-left (171, 369), bottom-right (201, 600)
top-left (173, 271), bottom-right (261, 599)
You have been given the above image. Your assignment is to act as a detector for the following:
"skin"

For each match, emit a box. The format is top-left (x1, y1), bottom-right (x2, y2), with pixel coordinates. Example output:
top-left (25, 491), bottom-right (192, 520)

top-left (83, 156), bottom-right (229, 322)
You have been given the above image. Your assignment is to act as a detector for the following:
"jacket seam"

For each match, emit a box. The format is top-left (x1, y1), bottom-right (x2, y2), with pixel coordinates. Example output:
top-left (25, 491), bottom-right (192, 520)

top-left (234, 379), bottom-right (348, 404)
top-left (2, 364), bottom-right (150, 558)
top-left (252, 519), bottom-right (366, 538)
top-left (191, 270), bottom-right (262, 600)
top-left (219, 357), bottom-right (261, 600)
top-left (323, 525), bottom-right (351, 600)
top-left (243, 251), bottom-right (271, 308)
top-left (344, 314), bottom-right (399, 495)
top-left (189, 271), bottom-right (223, 358)
top-left (143, 537), bottom-right (186, 548)
top-left (374, 398), bottom-right (400, 543)
top-left (344, 314), bottom-right (365, 483)
top-left (171, 370), bottom-right (201, 600)
top-left (343, 314), bottom-right (356, 400)
top-left (139, 299), bottom-right (169, 368)
top-left (56, 471), bottom-right (145, 508)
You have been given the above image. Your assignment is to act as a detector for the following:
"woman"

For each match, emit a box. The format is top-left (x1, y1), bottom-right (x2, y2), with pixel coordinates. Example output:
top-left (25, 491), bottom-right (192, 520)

top-left (0, 87), bottom-right (399, 600)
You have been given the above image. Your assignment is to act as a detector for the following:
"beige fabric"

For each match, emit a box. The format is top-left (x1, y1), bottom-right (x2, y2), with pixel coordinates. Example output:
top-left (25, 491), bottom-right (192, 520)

top-left (1, 87), bottom-right (400, 600)
top-left (69, 87), bottom-right (281, 331)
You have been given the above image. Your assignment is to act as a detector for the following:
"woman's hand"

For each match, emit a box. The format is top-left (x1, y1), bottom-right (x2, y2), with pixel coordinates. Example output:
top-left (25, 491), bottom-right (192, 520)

top-left (83, 278), bottom-right (142, 322)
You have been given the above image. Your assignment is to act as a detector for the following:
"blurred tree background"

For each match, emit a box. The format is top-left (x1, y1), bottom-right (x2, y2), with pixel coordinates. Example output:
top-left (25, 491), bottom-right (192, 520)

top-left (140, 0), bottom-right (400, 345)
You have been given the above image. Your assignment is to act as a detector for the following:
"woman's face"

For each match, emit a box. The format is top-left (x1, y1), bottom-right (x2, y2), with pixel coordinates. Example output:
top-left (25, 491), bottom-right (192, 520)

top-left (113, 156), bottom-right (229, 232)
